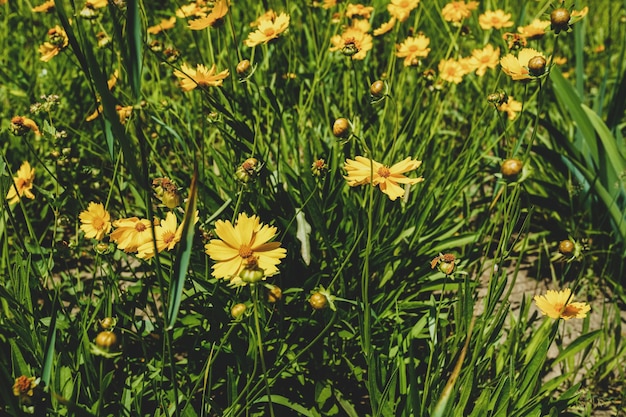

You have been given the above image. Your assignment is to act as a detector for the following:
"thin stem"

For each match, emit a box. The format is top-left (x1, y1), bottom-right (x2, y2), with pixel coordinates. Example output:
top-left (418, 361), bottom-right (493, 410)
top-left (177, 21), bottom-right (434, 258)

top-left (252, 284), bottom-right (275, 417)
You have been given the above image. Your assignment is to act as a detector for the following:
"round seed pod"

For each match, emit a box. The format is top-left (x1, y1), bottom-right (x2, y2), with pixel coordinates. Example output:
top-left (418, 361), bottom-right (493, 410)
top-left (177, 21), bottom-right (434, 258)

top-left (501, 159), bottom-right (523, 180)
top-left (230, 303), bottom-right (247, 319)
top-left (95, 331), bottom-right (118, 351)
top-left (332, 118), bottom-right (351, 139)
top-left (558, 240), bottom-right (575, 255)
top-left (550, 8), bottom-right (571, 33)
top-left (309, 292), bottom-right (328, 310)
top-left (236, 59), bottom-right (251, 77)
top-left (527, 56), bottom-right (547, 76)
top-left (370, 80), bottom-right (385, 98)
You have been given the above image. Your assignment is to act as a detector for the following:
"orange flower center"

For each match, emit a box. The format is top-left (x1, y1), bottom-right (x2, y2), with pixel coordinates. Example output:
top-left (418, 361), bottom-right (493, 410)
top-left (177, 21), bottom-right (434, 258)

top-left (14, 376), bottom-right (32, 394)
top-left (135, 222), bottom-right (147, 232)
top-left (377, 166), bottom-right (391, 178)
top-left (93, 217), bottom-right (105, 230)
top-left (400, 0), bottom-right (409, 7)
top-left (163, 231), bottom-right (175, 245)
top-left (561, 304), bottom-right (581, 318)
top-left (239, 244), bottom-right (253, 258)
top-left (263, 28), bottom-right (276, 37)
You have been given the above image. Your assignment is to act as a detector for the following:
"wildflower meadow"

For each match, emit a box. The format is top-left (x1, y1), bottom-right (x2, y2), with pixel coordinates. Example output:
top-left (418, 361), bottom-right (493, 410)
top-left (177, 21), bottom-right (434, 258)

top-left (2, 0), bottom-right (626, 416)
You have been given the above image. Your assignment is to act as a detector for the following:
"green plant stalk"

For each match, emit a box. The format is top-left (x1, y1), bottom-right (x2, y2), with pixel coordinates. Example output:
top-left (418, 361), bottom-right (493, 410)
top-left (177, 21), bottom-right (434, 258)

top-left (252, 284), bottom-right (275, 417)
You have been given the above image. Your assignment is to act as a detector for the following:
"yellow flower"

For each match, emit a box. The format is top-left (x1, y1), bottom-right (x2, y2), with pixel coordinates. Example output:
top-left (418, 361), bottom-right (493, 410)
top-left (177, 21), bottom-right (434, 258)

top-left (478, 9), bottom-right (514, 30)
top-left (110, 217), bottom-right (153, 253)
top-left (329, 22), bottom-right (373, 60)
top-left (469, 44), bottom-right (500, 76)
top-left (176, 1), bottom-right (209, 19)
top-left (173, 63), bottom-right (229, 91)
top-left (204, 213), bottom-right (287, 285)
top-left (346, 4), bottom-right (374, 19)
top-left (517, 19), bottom-right (550, 40)
top-left (438, 58), bottom-right (466, 84)
top-left (85, 0), bottom-right (107, 8)
top-left (497, 96), bottom-right (523, 120)
top-left (396, 34), bottom-right (431, 66)
top-left (136, 212), bottom-right (185, 259)
top-left (39, 26), bottom-right (69, 62)
top-left (441, 1), bottom-right (479, 23)
top-left (534, 288), bottom-right (591, 320)
top-left (373, 17), bottom-right (397, 36)
top-left (6, 161), bottom-right (35, 205)
top-left (188, 0), bottom-right (229, 30)
top-left (13, 376), bottom-right (39, 405)
top-left (79, 202), bottom-right (112, 241)
top-left (388, 0), bottom-right (420, 23)
top-left (344, 156), bottom-right (424, 201)
top-left (500, 47), bottom-right (544, 81)
top-left (147, 16), bottom-right (177, 34)
top-left (10, 116), bottom-right (40, 136)
top-left (244, 12), bottom-right (290, 47)
top-left (32, 1), bottom-right (55, 12)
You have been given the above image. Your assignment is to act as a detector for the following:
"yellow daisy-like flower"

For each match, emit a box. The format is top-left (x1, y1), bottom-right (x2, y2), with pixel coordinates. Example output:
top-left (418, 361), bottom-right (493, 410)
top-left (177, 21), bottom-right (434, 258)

top-left (438, 58), bottom-right (466, 84)
top-left (79, 202), bottom-right (112, 241)
top-left (188, 0), bottom-right (229, 30)
top-left (176, 1), bottom-right (209, 19)
top-left (469, 44), bottom-right (500, 76)
top-left (478, 9), bottom-right (514, 30)
top-left (32, 1), bottom-right (55, 12)
top-left (244, 12), bottom-right (290, 47)
top-left (110, 217), bottom-right (153, 253)
top-left (39, 26), bottom-right (69, 62)
top-left (534, 288), bottom-right (591, 320)
top-left (497, 96), bottom-right (523, 120)
top-left (441, 1), bottom-right (479, 23)
top-left (6, 161), bottom-right (36, 205)
top-left (10, 116), bottom-right (41, 136)
top-left (500, 47), bottom-right (544, 81)
top-left (518, 19), bottom-right (550, 40)
top-left (173, 63), bottom-right (229, 91)
top-left (204, 213), bottom-right (287, 284)
top-left (13, 375), bottom-right (39, 405)
top-left (396, 34), bottom-right (431, 66)
top-left (344, 156), bottom-right (424, 201)
top-left (346, 4), bottom-right (374, 19)
top-left (147, 16), bottom-right (177, 35)
top-left (373, 17), bottom-right (397, 36)
top-left (136, 212), bottom-right (183, 259)
top-left (388, 0), bottom-right (420, 23)
top-left (330, 25), bottom-right (373, 60)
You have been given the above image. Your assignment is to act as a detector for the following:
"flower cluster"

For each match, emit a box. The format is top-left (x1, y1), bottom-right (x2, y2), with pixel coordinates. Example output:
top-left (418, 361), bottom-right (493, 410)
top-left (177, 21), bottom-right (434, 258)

top-left (441, 1), bottom-right (479, 23)
top-left (437, 44), bottom-right (501, 84)
top-left (188, 0), bottom-right (229, 30)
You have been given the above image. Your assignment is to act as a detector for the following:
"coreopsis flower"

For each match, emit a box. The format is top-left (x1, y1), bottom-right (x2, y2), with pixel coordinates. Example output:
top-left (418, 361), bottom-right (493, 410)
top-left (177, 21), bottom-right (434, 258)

top-left (438, 58), bottom-right (466, 84)
top-left (330, 21), bottom-right (373, 60)
top-left (478, 9), bottom-right (514, 30)
top-left (116, 105), bottom-right (133, 124)
top-left (469, 44), bottom-right (500, 76)
top-left (396, 34), bottom-right (431, 66)
top-left (497, 96), bottom-right (522, 120)
top-left (244, 12), bottom-right (290, 47)
top-left (39, 25), bottom-right (69, 62)
top-left (204, 213), bottom-right (287, 285)
top-left (13, 376), bottom-right (39, 405)
top-left (85, 70), bottom-right (120, 121)
top-left (173, 63), bottom-right (229, 91)
top-left (188, 0), bottom-right (229, 30)
top-left (147, 16), bottom-right (177, 34)
top-left (550, 6), bottom-right (588, 34)
top-left (136, 211), bottom-right (190, 259)
top-left (373, 17), bottom-right (397, 36)
top-left (79, 202), bottom-right (112, 241)
top-left (10, 116), bottom-right (40, 136)
top-left (6, 161), bottom-right (35, 205)
top-left (344, 156), bottom-right (424, 201)
top-left (500, 47), bottom-right (545, 81)
top-left (388, 0), bottom-right (420, 23)
top-left (518, 19), bottom-right (550, 40)
top-left (346, 4), bottom-right (374, 19)
top-left (534, 288), bottom-right (590, 320)
top-left (32, 0), bottom-right (55, 12)
top-left (311, 158), bottom-right (329, 177)
top-left (321, 0), bottom-right (336, 8)
top-left (441, 1), bottom-right (479, 23)
top-left (110, 217), bottom-right (153, 252)
top-left (85, 0), bottom-right (107, 8)
top-left (176, 1), bottom-right (209, 18)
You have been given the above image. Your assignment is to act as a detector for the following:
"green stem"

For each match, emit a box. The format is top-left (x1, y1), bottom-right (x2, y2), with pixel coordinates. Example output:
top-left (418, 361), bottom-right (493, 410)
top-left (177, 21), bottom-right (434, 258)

top-left (252, 284), bottom-right (275, 417)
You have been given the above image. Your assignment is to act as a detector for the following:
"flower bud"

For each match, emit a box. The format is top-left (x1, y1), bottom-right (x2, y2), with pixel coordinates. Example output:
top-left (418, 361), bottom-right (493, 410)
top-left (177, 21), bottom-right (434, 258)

top-left (527, 56), bottom-right (547, 76)
top-left (487, 91), bottom-right (508, 106)
top-left (230, 303), bottom-right (247, 319)
top-left (332, 118), bottom-right (351, 139)
top-left (370, 80), bottom-right (385, 98)
top-left (558, 239), bottom-right (575, 255)
top-left (309, 292), bottom-right (328, 310)
top-left (99, 317), bottom-right (117, 330)
top-left (341, 40), bottom-right (359, 57)
top-left (550, 8), bottom-right (571, 34)
top-left (10, 116), bottom-right (40, 136)
top-left (236, 59), bottom-right (251, 77)
top-left (235, 157), bottom-right (259, 183)
top-left (95, 331), bottom-right (118, 351)
top-left (239, 263), bottom-right (264, 284)
top-left (311, 158), bottom-right (328, 177)
top-left (501, 158), bottom-right (523, 180)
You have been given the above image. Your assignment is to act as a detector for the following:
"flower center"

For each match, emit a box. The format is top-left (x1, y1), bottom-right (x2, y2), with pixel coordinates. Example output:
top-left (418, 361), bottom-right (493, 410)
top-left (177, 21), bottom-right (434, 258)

top-left (239, 244), bottom-right (253, 258)
top-left (263, 28), bottom-right (276, 37)
top-left (377, 166), bottom-right (391, 178)
top-left (562, 304), bottom-right (580, 318)
top-left (93, 217), bottom-right (104, 230)
top-left (400, 0), bottom-right (409, 7)
top-left (135, 222), bottom-right (147, 232)
top-left (163, 231), bottom-right (175, 245)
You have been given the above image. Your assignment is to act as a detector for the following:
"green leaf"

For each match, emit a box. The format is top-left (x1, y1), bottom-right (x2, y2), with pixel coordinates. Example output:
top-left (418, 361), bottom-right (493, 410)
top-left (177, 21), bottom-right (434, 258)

top-left (553, 330), bottom-right (601, 365)
top-left (126, 0), bottom-right (143, 98)
top-left (41, 311), bottom-right (57, 386)
top-left (254, 395), bottom-right (316, 417)
top-left (166, 166), bottom-right (198, 330)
